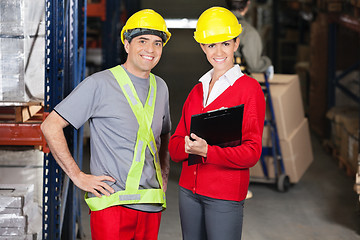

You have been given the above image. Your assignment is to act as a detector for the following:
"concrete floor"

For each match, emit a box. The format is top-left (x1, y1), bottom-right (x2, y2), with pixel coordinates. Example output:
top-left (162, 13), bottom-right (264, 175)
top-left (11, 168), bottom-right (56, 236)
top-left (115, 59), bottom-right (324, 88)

top-left (80, 133), bottom-right (360, 240)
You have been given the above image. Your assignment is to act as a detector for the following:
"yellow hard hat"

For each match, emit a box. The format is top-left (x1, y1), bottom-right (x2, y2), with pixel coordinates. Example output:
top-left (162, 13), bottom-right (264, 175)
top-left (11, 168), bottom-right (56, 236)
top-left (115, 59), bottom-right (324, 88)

top-left (121, 9), bottom-right (171, 46)
top-left (194, 7), bottom-right (242, 44)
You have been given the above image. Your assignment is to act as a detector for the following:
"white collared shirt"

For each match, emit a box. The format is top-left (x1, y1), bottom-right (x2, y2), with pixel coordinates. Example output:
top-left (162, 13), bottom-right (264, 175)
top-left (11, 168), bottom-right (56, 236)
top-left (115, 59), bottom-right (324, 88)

top-left (199, 65), bottom-right (244, 107)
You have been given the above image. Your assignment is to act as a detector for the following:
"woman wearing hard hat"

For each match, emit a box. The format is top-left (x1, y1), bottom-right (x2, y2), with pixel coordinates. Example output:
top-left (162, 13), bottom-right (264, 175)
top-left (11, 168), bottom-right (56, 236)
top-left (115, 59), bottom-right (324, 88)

top-left (168, 7), bottom-right (265, 239)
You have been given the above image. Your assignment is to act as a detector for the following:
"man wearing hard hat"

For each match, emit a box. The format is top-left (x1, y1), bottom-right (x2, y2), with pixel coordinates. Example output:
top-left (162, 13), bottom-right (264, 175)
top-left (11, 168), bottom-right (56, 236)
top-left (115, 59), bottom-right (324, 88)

top-left (228, 0), bottom-right (272, 74)
top-left (41, 9), bottom-right (171, 240)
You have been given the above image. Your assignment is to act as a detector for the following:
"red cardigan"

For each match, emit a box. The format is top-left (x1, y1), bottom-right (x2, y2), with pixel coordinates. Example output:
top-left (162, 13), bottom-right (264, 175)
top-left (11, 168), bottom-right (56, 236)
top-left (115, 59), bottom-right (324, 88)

top-left (168, 74), bottom-right (265, 201)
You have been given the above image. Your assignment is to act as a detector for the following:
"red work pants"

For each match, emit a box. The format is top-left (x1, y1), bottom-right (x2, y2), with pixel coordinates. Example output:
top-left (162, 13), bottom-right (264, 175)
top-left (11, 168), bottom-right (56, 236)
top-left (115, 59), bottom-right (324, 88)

top-left (90, 205), bottom-right (162, 240)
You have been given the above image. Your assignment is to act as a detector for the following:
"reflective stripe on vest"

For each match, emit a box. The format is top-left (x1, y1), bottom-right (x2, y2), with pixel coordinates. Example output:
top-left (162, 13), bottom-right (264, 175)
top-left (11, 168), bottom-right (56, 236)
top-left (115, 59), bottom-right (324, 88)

top-left (85, 65), bottom-right (166, 211)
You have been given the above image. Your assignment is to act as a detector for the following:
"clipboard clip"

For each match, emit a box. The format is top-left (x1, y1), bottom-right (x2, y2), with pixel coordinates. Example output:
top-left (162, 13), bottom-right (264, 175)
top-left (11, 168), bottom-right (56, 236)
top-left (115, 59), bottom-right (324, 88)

top-left (206, 107), bottom-right (227, 113)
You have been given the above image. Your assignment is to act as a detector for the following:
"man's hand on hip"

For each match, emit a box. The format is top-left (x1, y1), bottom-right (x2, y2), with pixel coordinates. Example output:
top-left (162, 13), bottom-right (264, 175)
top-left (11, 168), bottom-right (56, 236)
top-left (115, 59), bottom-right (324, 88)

top-left (73, 172), bottom-right (116, 198)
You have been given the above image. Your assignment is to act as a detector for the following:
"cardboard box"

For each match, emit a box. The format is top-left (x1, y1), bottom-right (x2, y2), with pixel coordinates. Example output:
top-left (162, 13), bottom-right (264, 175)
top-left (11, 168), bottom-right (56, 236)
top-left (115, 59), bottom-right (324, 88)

top-left (338, 110), bottom-right (359, 172)
top-left (326, 106), bottom-right (357, 152)
top-left (339, 110), bottom-right (359, 162)
top-left (317, 0), bottom-right (343, 11)
top-left (251, 118), bottom-right (313, 183)
top-left (252, 73), bottom-right (305, 140)
top-left (326, 106), bottom-right (358, 152)
top-left (327, 1), bottom-right (342, 12)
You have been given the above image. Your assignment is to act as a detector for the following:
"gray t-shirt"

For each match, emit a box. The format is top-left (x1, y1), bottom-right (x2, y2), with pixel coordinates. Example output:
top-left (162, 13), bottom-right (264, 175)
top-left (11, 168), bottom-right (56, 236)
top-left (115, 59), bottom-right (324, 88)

top-left (55, 65), bottom-right (171, 212)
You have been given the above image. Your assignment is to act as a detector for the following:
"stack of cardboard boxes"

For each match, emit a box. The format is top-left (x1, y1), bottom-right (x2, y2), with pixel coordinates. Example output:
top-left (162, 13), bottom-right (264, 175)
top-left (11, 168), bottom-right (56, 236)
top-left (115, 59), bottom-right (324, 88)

top-left (0, 184), bottom-right (39, 239)
top-left (326, 106), bottom-right (359, 175)
top-left (325, 69), bottom-right (359, 176)
top-left (250, 73), bottom-right (314, 184)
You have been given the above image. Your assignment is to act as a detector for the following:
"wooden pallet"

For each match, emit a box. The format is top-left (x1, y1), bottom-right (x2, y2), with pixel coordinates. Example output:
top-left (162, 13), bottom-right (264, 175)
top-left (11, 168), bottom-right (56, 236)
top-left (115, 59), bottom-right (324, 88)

top-left (0, 102), bottom-right (43, 123)
top-left (0, 101), bottom-right (49, 152)
top-left (337, 155), bottom-right (356, 177)
top-left (322, 139), bottom-right (356, 177)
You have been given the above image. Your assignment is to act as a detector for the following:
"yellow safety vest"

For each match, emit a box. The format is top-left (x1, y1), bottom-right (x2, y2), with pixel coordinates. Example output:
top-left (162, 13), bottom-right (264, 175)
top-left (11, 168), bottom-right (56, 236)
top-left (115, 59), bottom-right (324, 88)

top-left (85, 65), bottom-right (166, 211)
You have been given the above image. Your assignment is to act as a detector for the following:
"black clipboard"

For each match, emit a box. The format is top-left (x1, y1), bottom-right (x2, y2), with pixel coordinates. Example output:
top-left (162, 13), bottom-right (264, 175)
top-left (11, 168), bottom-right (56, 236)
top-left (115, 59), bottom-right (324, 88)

top-left (188, 104), bottom-right (244, 165)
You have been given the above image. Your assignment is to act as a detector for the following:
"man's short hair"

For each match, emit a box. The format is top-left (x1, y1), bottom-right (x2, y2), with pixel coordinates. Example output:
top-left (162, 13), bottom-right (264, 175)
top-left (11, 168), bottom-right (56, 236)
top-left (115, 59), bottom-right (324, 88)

top-left (226, 0), bottom-right (248, 11)
top-left (123, 28), bottom-right (168, 44)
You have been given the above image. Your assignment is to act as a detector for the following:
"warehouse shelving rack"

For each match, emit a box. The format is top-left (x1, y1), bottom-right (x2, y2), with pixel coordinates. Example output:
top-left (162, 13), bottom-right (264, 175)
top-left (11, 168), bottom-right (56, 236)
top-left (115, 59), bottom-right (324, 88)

top-left (0, 102), bottom-right (48, 151)
top-left (327, 14), bottom-right (360, 202)
top-left (328, 14), bottom-right (360, 107)
top-left (86, 0), bottom-right (139, 70)
top-left (43, 0), bottom-right (87, 239)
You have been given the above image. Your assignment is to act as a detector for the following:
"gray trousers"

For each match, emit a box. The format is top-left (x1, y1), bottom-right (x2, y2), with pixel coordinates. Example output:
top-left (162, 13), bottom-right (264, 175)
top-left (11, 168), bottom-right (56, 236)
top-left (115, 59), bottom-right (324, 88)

top-left (179, 186), bottom-right (244, 240)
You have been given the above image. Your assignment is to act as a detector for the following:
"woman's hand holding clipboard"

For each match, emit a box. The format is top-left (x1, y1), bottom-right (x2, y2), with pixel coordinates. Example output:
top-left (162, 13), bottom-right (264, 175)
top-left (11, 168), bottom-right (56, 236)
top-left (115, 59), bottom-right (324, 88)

top-left (187, 104), bottom-right (244, 165)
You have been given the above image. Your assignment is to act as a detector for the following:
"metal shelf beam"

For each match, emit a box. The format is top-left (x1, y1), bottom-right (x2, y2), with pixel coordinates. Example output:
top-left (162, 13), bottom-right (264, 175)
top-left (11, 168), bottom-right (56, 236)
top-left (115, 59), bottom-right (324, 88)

top-left (328, 14), bottom-right (360, 108)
